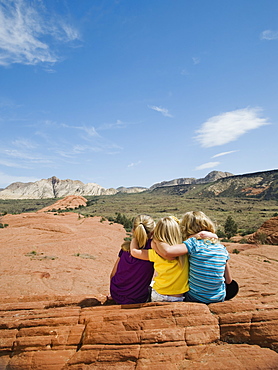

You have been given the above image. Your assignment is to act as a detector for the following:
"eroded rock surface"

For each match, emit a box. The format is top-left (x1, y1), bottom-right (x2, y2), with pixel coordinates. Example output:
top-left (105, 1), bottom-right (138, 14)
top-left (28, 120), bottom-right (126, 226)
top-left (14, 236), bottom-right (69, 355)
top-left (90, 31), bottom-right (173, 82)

top-left (0, 298), bottom-right (278, 369)
top-left (248, 216), bottom-right (278, 245)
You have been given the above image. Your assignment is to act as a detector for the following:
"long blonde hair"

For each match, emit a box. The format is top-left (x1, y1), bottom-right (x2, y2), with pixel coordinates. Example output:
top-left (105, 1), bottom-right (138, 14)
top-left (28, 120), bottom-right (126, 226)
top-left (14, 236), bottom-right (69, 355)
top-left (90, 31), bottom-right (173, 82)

top-left (153, 216), bottom-right (185, 267)
top-left (121, 214), bottom-right (155, 251)
top-left (180, 211), bottom-right (216, 240)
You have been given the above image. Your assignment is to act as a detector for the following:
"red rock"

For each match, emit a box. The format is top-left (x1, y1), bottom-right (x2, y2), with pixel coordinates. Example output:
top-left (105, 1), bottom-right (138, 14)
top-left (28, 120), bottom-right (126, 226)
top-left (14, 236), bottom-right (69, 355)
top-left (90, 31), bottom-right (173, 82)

top-left (248, 216), bottom-right (278, 245)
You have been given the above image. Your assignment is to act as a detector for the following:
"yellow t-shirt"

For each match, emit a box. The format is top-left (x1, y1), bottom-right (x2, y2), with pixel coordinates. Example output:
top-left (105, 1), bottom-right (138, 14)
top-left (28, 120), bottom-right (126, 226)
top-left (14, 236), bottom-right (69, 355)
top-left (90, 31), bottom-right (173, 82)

top-left (148, 249), bottom-right (189, 295)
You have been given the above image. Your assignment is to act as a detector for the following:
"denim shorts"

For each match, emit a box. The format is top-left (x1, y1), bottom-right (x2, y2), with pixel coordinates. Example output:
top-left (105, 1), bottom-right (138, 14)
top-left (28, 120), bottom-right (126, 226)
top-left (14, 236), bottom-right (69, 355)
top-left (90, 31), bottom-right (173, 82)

top-left (151, 289), bottom-right (184, 302)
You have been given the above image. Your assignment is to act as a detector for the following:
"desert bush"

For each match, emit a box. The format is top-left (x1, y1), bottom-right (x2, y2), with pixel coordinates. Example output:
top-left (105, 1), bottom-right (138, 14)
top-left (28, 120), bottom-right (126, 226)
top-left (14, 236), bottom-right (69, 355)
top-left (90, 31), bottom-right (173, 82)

top-left (224, 216), bottom-right (238, 239)
top-left (239, 238), bottom-right (248, 244)
top-left (256, 232), bottom-right (268, 244)
top-left (0, 223), bottom-right (8, 228)
top-left (216, 229), bottom-right (226, 238)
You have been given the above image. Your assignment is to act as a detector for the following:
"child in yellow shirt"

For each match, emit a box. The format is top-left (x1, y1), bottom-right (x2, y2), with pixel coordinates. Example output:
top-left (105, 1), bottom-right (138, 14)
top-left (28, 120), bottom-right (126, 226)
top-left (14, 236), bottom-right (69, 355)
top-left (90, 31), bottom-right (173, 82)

top-left (130, 216), bottom-right (189, 302)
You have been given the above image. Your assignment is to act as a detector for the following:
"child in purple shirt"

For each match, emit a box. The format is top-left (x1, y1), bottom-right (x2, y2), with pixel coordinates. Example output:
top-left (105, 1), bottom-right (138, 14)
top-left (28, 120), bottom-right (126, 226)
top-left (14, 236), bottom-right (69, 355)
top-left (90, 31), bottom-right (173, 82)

top-left (109, 214), bottom-right (155, 304)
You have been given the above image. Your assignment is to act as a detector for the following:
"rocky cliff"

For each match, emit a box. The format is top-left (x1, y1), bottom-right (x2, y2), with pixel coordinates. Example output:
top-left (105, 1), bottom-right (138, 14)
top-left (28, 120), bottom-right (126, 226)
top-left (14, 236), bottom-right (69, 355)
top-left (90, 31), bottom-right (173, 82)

top-left (151, 169), bottom-right (278, 200)
top-left (149, 171), bottom-right (234, 190)
top-left (0, 176), bottom-right (146, 200)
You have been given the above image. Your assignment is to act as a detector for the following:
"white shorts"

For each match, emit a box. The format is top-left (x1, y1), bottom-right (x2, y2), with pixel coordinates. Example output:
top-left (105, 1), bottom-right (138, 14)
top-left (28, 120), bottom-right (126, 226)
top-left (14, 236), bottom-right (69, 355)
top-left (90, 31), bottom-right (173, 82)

top-left (151, 289), bottom-right (184, 302)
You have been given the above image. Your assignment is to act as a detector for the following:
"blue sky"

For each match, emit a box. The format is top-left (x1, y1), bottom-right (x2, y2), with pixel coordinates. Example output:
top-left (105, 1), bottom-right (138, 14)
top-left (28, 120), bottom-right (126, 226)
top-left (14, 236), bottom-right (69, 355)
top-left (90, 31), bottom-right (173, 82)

top-left (0, 0), bottom-right (277, 189)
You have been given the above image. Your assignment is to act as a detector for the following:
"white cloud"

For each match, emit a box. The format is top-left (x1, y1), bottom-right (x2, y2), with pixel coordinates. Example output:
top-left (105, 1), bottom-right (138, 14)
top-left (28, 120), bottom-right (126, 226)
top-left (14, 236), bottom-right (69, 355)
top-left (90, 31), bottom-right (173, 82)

top-left (0, 0), bottom-right (80, 66)
top-left (195, 161), bottom-right (220, 170)
top-left (212, 150), bottom-right (238, 158)
top-left (148, 105), bottom-right (173, 117)
top-left (99, 119), bottom-right (127, 130)
top-left (0, 172), bottom-right (39, 188)
top-left (192, 57), bottom-right (200, 65)
top-left (260, 30), bottom-right (278, 40)
top-left (128, 161), bottom-right (141, 168)
top-left (195, 107), bottom-right (270, 148)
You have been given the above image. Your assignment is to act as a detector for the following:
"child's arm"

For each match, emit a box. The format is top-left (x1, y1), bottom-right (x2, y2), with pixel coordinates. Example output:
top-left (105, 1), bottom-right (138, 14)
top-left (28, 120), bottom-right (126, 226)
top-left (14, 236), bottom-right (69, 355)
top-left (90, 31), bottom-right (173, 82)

top-left (191, 231), bottom-right (218, 239)
top-left (110, 257), bottom-right (120, 279)
top-left (224, 262), bottom-right (232, 284)
top-left (130, 238), bottom-right (150, 260)
top-left (152, 239), bottom-right (188, 259)
top-left (151, 240), bottom-right (176, 260)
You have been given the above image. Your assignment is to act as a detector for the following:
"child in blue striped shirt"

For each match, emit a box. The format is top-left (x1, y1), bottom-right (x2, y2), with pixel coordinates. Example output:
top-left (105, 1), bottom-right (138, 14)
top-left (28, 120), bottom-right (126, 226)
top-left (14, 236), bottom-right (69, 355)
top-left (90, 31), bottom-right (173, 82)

top-left (152, 211), bottom-right (237, 304)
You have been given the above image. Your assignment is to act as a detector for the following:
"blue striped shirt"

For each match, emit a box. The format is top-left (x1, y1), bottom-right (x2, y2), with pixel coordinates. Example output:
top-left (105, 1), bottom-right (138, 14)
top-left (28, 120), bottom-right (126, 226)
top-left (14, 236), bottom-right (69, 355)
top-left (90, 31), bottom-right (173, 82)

top-left (184, 237), bottom-right (230, 304)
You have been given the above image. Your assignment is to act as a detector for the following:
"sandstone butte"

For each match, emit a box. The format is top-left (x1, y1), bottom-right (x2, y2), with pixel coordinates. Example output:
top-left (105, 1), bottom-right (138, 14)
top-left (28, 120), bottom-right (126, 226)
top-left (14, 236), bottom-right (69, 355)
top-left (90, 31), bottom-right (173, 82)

top-left (0, 196), bottom-right (278, 369)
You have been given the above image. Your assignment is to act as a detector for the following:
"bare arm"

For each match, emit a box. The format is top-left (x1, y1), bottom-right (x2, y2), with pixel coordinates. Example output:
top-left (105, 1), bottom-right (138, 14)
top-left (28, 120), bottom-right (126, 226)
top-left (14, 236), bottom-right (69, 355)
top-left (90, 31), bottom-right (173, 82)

top-left (151, 240), bottom-right (176, 260)
top-left (152, 239), bottom-right (188, 259)
top-left (130, 238), bottom-right (149, 261)
top-left (192, 231), bottom-right (218, 239)
top-left (224, 262), bottom-right (232, 284)
top-left (110, 257), bottom-right (120, 280)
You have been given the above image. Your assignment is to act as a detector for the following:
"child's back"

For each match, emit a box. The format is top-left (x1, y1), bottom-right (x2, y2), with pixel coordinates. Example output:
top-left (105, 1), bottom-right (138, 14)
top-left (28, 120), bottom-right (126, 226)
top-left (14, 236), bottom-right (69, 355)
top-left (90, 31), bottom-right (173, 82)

top-left (110, 215), bottom-right (155, 304)
top-left (183, 236), bottom-right (229, 303)
top-left (110, 239), bottom-right (154, 304)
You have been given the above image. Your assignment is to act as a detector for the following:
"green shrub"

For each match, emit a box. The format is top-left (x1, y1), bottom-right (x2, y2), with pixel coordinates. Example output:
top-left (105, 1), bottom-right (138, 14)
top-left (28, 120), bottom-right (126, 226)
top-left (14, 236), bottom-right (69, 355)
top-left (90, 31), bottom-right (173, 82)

top-left (256, 232), bottom-right (268, 244)
top-left (224, 216), bottom-right (238, 239)
top-left (216, 229), bottom-right (226, 238)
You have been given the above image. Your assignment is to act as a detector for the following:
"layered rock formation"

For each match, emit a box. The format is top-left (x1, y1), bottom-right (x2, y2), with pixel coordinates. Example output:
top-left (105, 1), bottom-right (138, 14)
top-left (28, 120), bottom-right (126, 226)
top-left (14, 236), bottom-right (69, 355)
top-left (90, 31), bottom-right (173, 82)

top-left (0, 177), bottom-right (118, 199)
top-left (248, 216), bottom-right (278, 245)
top-left (149, 171), bottom-right (233, 190)
top-left (38, 195), bottom-right (88, 212)
top-left (0, 297), bottom-right (278, 369)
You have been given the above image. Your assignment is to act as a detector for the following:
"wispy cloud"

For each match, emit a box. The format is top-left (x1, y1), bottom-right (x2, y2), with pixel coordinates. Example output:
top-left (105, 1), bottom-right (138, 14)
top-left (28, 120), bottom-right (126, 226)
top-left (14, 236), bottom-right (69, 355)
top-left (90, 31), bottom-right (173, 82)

top-left (195, 107), bottom-right (270, 148)
top-left (192, 57), bottom-right (200, 65)
top-left (148, 105), bottom-right (173, 117)
top-left (12, 138), bottom-right (38, 149)
top-left (98, 119), bottom-right (127, 130)
top-left (212, 150), bottom-right (238, 158)
top-left (260, 30), bottom-right (278, 40)
top-left (195, 161), bottom-right (220, 170)
top-left (0, 0), bottom-right (80, 66)
top-left (128, 161), bottom-right (141, 168)
top-left (61, 123), bottom-right (99, 138)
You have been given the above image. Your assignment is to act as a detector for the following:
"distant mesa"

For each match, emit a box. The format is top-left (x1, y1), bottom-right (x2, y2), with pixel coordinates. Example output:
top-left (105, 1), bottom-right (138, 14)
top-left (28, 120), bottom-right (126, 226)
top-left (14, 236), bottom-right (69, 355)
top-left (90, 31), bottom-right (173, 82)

top-left (0, 169), bottom-right (277, 200)
top-left (149, 170), bottom-right (234, 190)
top-left (0, 171), bottom-right (232, 200)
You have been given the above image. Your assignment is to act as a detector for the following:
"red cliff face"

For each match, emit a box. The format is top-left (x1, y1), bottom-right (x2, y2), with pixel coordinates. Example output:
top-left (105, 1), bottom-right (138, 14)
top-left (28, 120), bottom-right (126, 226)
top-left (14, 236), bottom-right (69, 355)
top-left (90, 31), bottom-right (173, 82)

top-left (0, 206), bottom-right (278, 369)
top-left (248, 216), bottom-right (278, 245)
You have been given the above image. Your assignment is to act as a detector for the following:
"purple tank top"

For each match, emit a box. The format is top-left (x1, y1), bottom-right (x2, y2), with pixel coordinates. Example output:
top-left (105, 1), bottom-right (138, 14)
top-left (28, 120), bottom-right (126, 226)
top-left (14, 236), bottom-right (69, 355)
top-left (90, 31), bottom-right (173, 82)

top-left (110, 239), bottom-right (154, 304)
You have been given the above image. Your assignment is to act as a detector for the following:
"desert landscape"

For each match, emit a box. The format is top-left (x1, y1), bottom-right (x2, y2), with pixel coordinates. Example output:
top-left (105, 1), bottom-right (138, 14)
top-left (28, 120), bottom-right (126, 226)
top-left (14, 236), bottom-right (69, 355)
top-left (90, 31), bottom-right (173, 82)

top-left (0, 196), bottom-right (278, 369)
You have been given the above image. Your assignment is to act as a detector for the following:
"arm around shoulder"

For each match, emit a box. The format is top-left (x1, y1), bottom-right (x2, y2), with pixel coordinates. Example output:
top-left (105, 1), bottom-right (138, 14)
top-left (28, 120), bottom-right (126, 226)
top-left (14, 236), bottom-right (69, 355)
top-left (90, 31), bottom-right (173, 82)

top-left (152, 240), bottom-right (188, 259)
top-left (130, 238), bottom-right (149, 261)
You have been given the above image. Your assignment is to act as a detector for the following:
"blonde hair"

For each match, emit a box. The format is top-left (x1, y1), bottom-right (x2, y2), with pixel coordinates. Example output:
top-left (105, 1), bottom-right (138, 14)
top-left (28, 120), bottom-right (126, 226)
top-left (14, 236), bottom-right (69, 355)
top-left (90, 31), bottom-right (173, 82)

top-left (121, 214), bottom-right (155, 251)
top-left (180, 211), bottom-right (216, 240)
top-left (153, 216), bottom-right (185, 267)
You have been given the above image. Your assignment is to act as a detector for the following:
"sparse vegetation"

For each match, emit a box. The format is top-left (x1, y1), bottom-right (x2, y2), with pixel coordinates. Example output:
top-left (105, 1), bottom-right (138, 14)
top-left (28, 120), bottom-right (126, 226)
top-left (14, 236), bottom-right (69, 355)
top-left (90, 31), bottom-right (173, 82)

top-left (256, 232), bottom-right (268, 244)
top-left (0, 192), bottom-right (277, 236)
top-left (73, 253), bottom-right (96, 259)
top-left (25, 251), bottom-right (58, 260)
top-left (0, 223), bottom-right (8, 228)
